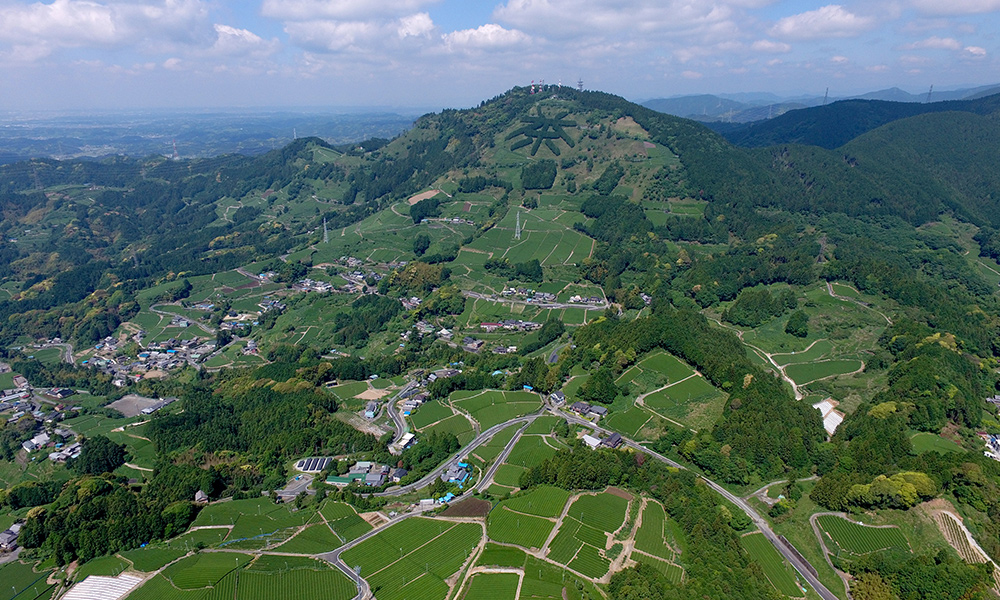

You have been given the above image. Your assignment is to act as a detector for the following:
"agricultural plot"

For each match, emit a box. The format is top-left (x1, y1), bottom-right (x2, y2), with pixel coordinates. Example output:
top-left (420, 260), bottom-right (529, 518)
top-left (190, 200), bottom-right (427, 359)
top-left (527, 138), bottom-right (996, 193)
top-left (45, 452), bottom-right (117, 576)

top-left (506, 435), bottom-right (562, 469)
top-left (162, 552), bottom-right (249, 589)
top-left (274, 522), bottom-right (341, 554)
top-left (452, 390), bottom-right (541, 430)
top-left (816, 515), bottom-right (910, 556)
top-left (641, 375), bottom-right (726, 431)
top-left (472, 423), bottom-right (522, 464)
top-left (740, 532), bottom-right (803, 597)
top-left (74, 554), bottom-right (132, 579)
top-left (633, 554), bottom-right (684, 584)
top-left (523, 415), bottom-right (561, 435)
top-left (633, 501), bottom-right (677, 562)
top-left (409, 400), bottom-right (454, 429)
top-left (462, 573), bottom-right (519, 600)
top-left (191, 498), bottom-right (314, 548)
top-left (503, 485), bottom-right (571, 518)
top-left (784, 360), bottom-right (863, 385)
top-left (320, 501), bottom-right (373, 543)
top-left (238, 557), bottom-right (356, 600)
top-left (566, 492), bottom-right (629, 535)
top-left (421, 413), bottom-right (476, 445)
top-left (341, 519), bottom-right (482, 600)
top-left (488, 506), bottom-right (556, 549)
top-left (605, 406), bottom-right (659, 439)
top-left (119, 547), bottom-right (186, 572)
top-left (478, 543), bottom-right (528, 568)
top-left (493, 463), bottom-right (528, 487)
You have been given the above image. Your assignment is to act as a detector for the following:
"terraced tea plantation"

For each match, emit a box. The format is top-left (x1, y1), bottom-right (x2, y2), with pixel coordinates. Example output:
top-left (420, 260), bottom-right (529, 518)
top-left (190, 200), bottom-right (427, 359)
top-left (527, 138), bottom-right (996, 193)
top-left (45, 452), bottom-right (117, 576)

top-left (740, 532), bottom-right (804, 597)
top-left (816, 515), bottom-right (910, 556)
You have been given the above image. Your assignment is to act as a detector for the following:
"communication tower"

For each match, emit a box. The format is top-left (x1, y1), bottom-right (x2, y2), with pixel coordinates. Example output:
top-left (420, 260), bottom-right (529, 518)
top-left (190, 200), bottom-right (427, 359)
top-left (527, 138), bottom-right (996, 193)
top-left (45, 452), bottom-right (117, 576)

top-left (577, 78), bottom-right (583, 91)
top-left (515, 211), bottom-right (522, 240)
top-left (323, 217), bottom-right (329, 243)
top-left (926, 84), bottom-right (934, 103)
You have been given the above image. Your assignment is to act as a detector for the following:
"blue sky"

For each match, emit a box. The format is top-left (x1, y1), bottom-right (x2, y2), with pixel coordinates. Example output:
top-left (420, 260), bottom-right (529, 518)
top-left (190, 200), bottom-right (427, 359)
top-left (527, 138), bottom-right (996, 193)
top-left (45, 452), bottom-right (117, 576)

top-left (0, 0), bottom-right (997, 111)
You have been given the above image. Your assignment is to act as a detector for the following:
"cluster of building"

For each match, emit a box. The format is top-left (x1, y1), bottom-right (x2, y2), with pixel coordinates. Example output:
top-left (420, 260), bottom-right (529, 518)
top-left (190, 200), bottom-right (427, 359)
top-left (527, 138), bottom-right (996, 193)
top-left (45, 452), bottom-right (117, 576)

top-left (421, 217), bottom-right (474, 226)
top-left (400, 297), bottom-right (422, 310)
top-left (987, 395), bottom-right (1000, 413)
top-left (569, 401), bottom-right (609, 419)
top-left (479, 320), bottom-right (542, 333)
top-left (0, 523), bottom-right (21, 552)
top-left (441, 460), bottom-right (470, 486)
top-left (325, 461), bottom-right (408, 488)
top-left (491, 345), bottom-right (519, 355)
top-left (582, 432), bottom-right (623, 449)
top-left (169, 315), bottom-right (191, 328)
top-left (980, 432), bottom-right (1000, 462)
top-left (567, 294), bottom-right (606, 305)
top-left (339, 256), bottom-right (365, 269)
top-left (400, 393), bottom-right (430, 416)
top-left (295, 278), bottom-right (335, 293)
top-left (462, 337), bottom-right (485, 352)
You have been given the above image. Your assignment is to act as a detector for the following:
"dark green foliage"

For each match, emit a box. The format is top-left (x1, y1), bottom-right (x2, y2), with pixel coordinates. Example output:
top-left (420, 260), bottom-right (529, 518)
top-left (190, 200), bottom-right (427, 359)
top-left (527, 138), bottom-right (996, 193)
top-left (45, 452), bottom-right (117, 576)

top-left (784, 310), bottom-right (809, 337)
top-left (412, 233), bottom-right (431, 256)
top-left (399, 431), bottom-right (460, 475)
top-left (594, 162), bottom-right (625, 195)
top-left (18, 475), bottom-right (197, 566)
top-left (722, 287), bottom-right (796, 327)
top-left (483, 257), bottom-right (543, 282)
top-left (457, 175), bottom-right (512, 193)
top-left (518, 317), bottom-right (565, 355)
top-left (332, 294), bottom-right (403, 347)
top-left (3, 480), bottom-right (64, 509)
top-left (847, 548), bottom-right (994, 600)
top-left (409, 195), bottom-right (442, 223)
top-left (521, 159), bottom-right (557, 190)
top-left (578, 367), bottom-right (620, 404)
top-left (72, 435), bottom-right (128, 476)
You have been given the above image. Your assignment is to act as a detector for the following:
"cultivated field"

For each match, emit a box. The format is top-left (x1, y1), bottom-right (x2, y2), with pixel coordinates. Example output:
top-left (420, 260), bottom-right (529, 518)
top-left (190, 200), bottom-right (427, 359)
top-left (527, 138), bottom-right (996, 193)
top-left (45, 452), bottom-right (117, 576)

top-left (740, 532), bottom-right (803, 597)
top-left (451, 389), bottom-right (541, 430)
top-left (816, 515), bottom-right (909, 556)
top-left (462, 573), bottom-right (520, 600)
top-left (319, 501), bottom-right (373, 543)
top-left (487, 507), bottom-right (556, 549)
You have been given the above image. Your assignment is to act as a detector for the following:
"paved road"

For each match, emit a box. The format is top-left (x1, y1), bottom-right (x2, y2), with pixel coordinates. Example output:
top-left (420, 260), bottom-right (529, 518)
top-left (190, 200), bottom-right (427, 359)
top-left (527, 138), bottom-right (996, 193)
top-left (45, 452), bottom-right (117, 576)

top-left (474, 420), bottom-right (531, 491)
top-left (40, 343), bottom-right (74, 364)
top-left (375, 413), bottom-right (541, 497)
top-left (277, 473), bottom-right (314, 500)
top-left (385, 384), bottom-right (415, 445)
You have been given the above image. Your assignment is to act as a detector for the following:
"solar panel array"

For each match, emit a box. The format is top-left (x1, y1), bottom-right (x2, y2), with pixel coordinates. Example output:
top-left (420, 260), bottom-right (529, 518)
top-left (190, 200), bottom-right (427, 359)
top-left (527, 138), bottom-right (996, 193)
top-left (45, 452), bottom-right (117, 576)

top-left (295, 457), bottom-right (333, 472)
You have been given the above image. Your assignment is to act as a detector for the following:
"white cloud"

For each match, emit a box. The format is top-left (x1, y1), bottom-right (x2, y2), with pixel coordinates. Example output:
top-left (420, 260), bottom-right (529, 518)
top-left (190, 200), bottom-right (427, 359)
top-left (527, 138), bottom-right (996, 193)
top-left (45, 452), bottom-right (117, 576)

top-left (965, 45), bottom-right (987, 55)
top-left (284, 19), bottom-right (378, 52)
top-left (0, 0), bottom-right (212, 59)
top-left (398, 12), bottom-right (434, 38)
top-left (909, 0), bottom-right (1000, 15)
top-left (681, 70), bottom-right (703, 79)
top-left (867, 64), bottom-right (888, 71)
top-left (769, 5), bottom-right (875, 40)
top-left (443, 23), bottom-right (528, 49)
top-left (261, 0), bottom-right (439, 20)
top-left (210, 24), bottom-right (279, 57)
top-left (900, 36), bottom-right (961, 50)
top-left (831, 55), bottom-right (848, 63)
top-left (751, 39), bottom-right (791, 53)
top-left (494, 0), bottom-right (736, 38)
top-left (162, 56), bottom-right (183, 70)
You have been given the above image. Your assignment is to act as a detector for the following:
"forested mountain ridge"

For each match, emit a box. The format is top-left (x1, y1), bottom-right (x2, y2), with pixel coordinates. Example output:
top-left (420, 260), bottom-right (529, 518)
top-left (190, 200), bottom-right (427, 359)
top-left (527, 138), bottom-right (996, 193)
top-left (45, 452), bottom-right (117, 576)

top-left (708, 92), bottom-right (1000, 149)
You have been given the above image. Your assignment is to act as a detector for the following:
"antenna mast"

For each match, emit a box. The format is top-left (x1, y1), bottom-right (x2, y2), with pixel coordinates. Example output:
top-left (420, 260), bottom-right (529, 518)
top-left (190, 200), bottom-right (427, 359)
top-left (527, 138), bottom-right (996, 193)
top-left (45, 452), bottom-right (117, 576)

top-left (926, 84), bottom-right (934, 103)
top-left (172, 140), bottom-right (179, 160)
top-left (323, 217), bottom-right (329, 243)
top-left (515, 211), bottom-right (522, 240)
top-left (823, 87), bottom-right (829, 105)
top-left (577, 78), bottom-right (583, 92)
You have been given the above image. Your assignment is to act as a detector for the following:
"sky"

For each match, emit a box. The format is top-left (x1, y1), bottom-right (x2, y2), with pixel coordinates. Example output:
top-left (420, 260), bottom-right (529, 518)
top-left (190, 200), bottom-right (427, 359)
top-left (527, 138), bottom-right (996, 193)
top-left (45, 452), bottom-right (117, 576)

top-left (0, 0), bottom-right (997, 111)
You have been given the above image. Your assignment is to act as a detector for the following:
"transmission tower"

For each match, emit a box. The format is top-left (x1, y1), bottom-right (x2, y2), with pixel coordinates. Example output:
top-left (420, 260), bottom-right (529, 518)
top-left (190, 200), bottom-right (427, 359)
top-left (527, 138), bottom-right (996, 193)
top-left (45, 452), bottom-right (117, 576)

top-left (323, 217), bottom-right (329, 243)
top-left (823, 87), bottom-right (829, 105)
top-left (926, 84), bottom-right (934, 103)
top-left (515, 211), bottom-right (522, 240)
top-left (577, 78), bottom-right (583, 92)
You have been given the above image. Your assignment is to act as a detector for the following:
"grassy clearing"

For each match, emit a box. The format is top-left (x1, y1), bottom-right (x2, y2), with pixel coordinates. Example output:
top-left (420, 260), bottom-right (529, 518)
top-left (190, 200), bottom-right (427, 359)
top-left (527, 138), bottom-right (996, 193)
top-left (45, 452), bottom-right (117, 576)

top-left (910, 432), bottom-right (964, 454)
top-left (784, 360), bottom-right (863, 384)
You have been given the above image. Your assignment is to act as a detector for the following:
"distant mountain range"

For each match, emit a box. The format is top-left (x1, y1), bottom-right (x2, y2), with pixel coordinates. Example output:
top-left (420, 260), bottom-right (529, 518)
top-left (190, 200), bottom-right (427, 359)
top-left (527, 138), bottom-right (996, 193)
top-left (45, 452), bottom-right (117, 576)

top-left (641, 84), bottom-right (1000, 125)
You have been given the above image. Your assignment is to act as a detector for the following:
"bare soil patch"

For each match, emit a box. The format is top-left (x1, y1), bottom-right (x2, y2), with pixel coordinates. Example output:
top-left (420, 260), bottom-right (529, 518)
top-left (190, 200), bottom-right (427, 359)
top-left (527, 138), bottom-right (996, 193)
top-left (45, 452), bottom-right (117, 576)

top-left (606, 486), bottom-right (632, 500)
top-left (355, 388), bottom-right (390, 400)
top-left (463, 202), bottom-right (472, 212)
top-left (107, 394), bottom-right (161, 418)
top-left (360, 512), bottom-right (388, 528)
top-left (442, 498), bottom-right (491, 518)
top-left (408, 189), bottom-right (446, 205)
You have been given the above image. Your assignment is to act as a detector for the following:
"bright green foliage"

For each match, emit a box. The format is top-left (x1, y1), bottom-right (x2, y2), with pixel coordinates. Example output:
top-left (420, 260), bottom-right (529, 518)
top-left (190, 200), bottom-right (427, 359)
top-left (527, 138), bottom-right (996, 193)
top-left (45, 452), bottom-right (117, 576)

top-left (522, 160), bottom-right (558, 190)
top-left (784, 310), bottom-right (809, 337)
top-left (739, 532), bottom-right (802, 597)
top-left (501, 485), bottom-right (570, 518)
top-left (464, 573), bottom-right (520, 600)
top-left (486, 507), bottom-right (555, 549)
